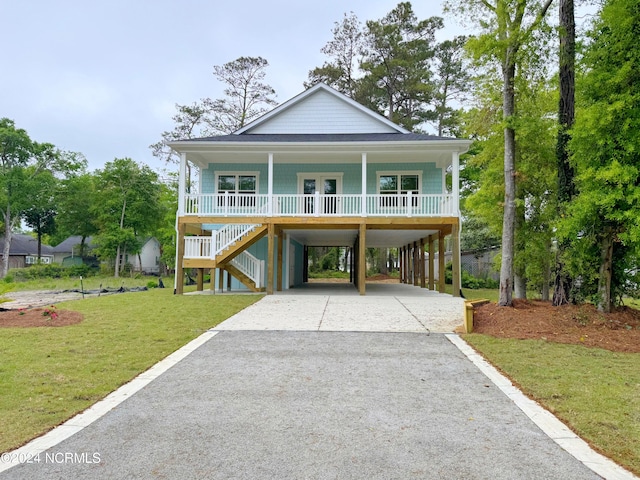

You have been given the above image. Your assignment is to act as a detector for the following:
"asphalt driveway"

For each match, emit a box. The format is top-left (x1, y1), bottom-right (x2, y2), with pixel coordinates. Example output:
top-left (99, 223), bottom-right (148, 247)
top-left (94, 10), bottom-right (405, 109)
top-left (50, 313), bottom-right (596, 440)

top-left (1, 287), bottom-right (633, 479)
top-left (3, 331), bottom-right (607, 479)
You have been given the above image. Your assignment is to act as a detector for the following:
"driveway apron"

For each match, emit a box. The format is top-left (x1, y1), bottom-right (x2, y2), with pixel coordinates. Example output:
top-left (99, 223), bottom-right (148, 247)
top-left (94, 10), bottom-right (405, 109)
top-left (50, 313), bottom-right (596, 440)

top-left (0, 290), bottom-right (620, 479)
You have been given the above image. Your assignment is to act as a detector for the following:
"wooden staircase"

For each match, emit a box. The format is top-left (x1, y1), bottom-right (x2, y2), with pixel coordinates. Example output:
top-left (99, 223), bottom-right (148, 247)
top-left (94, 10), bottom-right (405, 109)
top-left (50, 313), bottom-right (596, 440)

top-left (215, 224), bottom-right (267, 266)
top-left (223, 262), bottom-right (265, 292)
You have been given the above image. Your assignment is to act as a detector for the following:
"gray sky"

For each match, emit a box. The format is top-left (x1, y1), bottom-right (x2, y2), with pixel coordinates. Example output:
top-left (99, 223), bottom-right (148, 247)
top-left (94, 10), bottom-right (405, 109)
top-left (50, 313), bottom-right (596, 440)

top-left (2, 0), bottom-right (460, 173)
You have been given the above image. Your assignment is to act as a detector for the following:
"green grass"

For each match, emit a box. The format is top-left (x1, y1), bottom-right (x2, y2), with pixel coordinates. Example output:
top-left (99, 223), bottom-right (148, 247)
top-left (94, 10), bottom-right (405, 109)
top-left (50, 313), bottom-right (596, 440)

top-left (3, 274), bottom-right (167, 292)
top-left (464, 334), bottom-right (640, 476)
top-left (0, 288), bottom-right (261, 453)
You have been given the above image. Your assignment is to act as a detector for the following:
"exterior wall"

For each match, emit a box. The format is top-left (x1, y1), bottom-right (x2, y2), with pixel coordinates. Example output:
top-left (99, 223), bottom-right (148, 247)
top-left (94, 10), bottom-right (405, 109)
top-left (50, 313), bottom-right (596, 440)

top-left (248, 90), bottom-right (397, 134)
top-left (130, 239), bottom-right (161, 273)
top-left (201, 162), bottom-right (443, 195)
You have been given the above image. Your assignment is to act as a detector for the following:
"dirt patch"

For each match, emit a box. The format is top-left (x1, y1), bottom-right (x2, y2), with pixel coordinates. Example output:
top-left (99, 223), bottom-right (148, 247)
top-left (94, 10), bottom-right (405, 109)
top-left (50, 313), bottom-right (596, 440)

top-left (473, 299), bottom-right (640, 353)
top-left (0, 308), bottom-right (84, 328)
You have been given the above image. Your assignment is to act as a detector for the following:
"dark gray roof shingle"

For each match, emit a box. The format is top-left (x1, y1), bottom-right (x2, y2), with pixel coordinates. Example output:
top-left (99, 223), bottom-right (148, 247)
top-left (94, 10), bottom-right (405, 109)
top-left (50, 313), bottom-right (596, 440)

top-left (179, 133), bottom-right (460, 143)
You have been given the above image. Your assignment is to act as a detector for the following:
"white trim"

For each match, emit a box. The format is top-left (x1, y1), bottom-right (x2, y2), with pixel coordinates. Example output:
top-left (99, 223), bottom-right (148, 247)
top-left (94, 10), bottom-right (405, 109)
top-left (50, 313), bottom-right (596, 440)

top-left (178, 153), bottom-right (187, 215)
top-left (452, 151), bottom-right (460, 216)
top-left (296, 173), bottom-right (344, 194)
top-left (234, 83), bottom-right (409, 135)
top-left (376, 171), bottom-right (423, 194)
top-left (361, 153), bottom-right (367, 217)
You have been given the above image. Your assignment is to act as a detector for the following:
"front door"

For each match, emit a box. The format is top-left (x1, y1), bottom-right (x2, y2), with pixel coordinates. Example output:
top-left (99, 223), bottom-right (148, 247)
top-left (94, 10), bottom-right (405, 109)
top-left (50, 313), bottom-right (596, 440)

top-left (301, 176), bottom-right (339, 214)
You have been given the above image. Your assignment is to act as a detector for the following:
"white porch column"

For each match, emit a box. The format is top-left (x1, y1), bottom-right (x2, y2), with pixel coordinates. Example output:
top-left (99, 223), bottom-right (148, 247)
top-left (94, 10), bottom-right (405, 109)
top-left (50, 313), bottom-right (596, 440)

top-left (268, 152), bottom-right (274, 216)
top-left (178, 152), bottom-right (187, 215)
top-left (361, 153), bottom-right (367, 216)
top-left (452, 151), bottom-right (460, 216)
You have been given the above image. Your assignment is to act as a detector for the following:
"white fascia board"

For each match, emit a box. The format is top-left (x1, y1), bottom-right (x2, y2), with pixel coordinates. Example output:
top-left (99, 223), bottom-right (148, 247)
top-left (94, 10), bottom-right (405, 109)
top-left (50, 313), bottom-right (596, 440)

top-left (167, 139), bottom-right (472, 153)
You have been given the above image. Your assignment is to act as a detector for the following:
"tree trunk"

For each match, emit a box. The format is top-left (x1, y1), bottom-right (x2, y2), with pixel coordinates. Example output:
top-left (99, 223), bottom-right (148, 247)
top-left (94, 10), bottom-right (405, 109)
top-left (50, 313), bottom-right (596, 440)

top-left (542, 239), bottom-right (551, 301)
top-left (597, 229), bottom-right (614, 313)
top-left (378, 248), bottom-right (388, 275)
top-left (114, 244), bottom-right (121, 277)
top-left (552, 0), bottom-right (576, 306)
top-left (498, 55), bottom-right (517, 307)
top-left (1, 206), bottom-right (12, 278)
top-left (514, 272), bottom-right (527, 299)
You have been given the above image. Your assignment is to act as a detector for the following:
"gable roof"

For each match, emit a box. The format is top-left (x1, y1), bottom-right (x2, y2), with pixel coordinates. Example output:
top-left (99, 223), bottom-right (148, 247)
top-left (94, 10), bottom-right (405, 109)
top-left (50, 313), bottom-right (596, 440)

top-left (0, 234), bottom-right (54, 256)
top-left (52, 236), bottom-right (95, 253)
top-left (234, 83), bottom-right (409, 135)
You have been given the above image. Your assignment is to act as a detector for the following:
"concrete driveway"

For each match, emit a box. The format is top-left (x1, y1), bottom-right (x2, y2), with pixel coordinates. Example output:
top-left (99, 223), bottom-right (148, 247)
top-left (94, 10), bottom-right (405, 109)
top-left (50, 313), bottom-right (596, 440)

top-left (1, 285), bottom-right (634, 479)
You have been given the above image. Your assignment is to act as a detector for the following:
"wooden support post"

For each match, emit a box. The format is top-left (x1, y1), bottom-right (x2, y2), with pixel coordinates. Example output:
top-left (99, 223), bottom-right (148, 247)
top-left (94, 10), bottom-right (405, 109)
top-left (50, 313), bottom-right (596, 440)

top-left (399, 246), bottom-right (404, 283)
top-left (303, 246), bottom-right (309, 283)
top-left (227, 269), bottom-right (232, 291)
top-left (452, 222), bottom-right (461, 297)
top-left (277, 228), bottom-right (283, 292)
top-left (218, 268), bottom-right (224, 294)
top-left (209, 269), bottom-right (216, 291)
top-left (404, 245), bottom-right (409, 284)
top-left (196, 268), bottom-right (204, 291)
top-left (267, 222), bottom-right (275, 294)
top-left (428, 235), bottom-right (435, 291)
top-left (175, 223), bottom-right (186, 295)
top-left (416, 243), bottom-right (420, 287)
top-left (358, 223), bottom-right (366, 295)
top-left (420, 238), bottom-right (426, 288)
top-left (438, 232), bottom-right (446, 293)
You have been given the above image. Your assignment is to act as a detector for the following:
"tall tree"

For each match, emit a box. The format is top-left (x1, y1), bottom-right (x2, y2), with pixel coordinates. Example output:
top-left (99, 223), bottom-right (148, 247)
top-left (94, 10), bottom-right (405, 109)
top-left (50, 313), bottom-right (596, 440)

top-left (22, 169), bottom-right (57, 260)
top-left (552, 0), bottom-right (576, 306)
top-left (54, 166), bottom-right (99, 259)
top-left (563, 0), bottom-right (640, 312)
top-left (432, 36), bottom-right (471, 137)
top-left (0, 118), bottom-right (61, 277)
top-left (305, 12), bottom-right (365, 97)
top-left (93, 158), bottom-right (163, 277)
top-left (360, 2), bottom-right (443, 130)
top-left (203, 56), bottom-right (278, 133)
top-left (446, 0), bottom-right (553, 306)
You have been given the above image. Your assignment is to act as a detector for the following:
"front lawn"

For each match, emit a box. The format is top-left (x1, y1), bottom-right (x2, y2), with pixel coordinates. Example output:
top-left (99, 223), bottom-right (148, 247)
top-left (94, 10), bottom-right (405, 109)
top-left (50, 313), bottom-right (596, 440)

top-left (0, 288), bottom-right (261, 453)
top-left (464, 334), bottom-right (640, 476)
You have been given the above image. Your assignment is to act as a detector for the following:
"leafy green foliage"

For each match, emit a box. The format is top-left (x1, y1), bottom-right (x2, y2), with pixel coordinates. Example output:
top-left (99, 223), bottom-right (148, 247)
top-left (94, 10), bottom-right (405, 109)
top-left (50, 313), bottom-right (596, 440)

top-left (561, 0), bottom-right (640, 310)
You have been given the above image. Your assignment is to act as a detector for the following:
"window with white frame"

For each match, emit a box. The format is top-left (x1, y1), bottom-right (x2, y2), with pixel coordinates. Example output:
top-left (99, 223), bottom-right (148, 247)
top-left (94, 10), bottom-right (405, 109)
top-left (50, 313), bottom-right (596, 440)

top-left (377, 172), bottom-right (421, 207)
top-left (216, 173), bottom-right (258, 207)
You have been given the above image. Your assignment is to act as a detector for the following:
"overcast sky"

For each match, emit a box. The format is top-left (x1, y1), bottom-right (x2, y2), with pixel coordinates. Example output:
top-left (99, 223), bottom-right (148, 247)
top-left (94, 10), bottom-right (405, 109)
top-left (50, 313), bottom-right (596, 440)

top-left (2, 1), bottom-right (463, 173)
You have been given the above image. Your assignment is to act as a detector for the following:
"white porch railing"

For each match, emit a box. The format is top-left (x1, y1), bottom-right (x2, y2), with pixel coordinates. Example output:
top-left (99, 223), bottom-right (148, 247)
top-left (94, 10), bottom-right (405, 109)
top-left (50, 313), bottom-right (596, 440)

top-left (183, 193), bottom-right (455, 217)
top-left (230, 251), bottom-right (264, 289)
top-left (213, 224), bottom-right (259, 256)
top-left (184, 236), bottom-right (212, 259)
top-left (183, 224), bottom-right (259, 260)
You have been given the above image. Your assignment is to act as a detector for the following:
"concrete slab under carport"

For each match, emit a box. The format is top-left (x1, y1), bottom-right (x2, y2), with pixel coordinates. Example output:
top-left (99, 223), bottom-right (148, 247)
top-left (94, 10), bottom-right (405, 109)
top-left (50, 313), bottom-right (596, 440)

top-left (214, 282), bottom-right (464, 333)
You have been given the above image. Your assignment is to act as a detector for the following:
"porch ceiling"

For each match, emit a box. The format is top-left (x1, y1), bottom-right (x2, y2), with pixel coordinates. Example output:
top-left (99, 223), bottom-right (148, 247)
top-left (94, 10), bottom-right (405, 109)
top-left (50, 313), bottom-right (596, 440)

top-left (285, 228), bottom-right (440, 248)
top-left (182, 144), bottom-right (459, 170)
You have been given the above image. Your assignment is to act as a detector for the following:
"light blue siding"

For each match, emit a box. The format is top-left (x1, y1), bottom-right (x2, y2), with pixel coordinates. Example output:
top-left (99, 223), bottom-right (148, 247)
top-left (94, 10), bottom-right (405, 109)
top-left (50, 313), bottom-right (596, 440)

top-left (202, 162), bottom-right (442, 195)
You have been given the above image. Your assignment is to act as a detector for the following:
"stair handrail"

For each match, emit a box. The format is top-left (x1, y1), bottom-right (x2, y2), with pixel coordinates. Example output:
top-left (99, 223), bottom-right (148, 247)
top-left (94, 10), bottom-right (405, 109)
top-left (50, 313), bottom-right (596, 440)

top-left (230, 250), bottom-right (264, 288)
top-left (212, 224), bottom-right (259, 256)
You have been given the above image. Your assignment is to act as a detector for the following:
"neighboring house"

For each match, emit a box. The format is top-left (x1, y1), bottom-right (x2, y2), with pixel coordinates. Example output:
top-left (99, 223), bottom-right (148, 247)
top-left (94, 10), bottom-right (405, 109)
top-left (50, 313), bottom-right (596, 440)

top-left (168, 83), bottom-right (471, 295)
top-left (0, 234), bottom-right (54, 269)
top-left (126, 237), bottom-right (161, 274)
top-left (52, 236), bottom-right (96, 265)
top-left (53, 236), bottom-right (160, 273)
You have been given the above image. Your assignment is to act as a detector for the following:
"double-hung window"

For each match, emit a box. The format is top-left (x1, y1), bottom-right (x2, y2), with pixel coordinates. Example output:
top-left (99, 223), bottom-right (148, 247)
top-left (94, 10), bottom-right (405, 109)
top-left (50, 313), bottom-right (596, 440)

top-left (217, 173), bottom-right (258, 207)
top-left (378, 172), bottom-right (420, 207)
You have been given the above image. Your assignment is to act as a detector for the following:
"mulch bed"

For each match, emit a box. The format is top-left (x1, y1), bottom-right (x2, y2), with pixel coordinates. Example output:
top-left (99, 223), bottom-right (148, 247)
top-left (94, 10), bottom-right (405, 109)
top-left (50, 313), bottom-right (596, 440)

top-left (473, 299), bottom-right (640, 353)
top-left (0, 308), bottom-right (84, 328)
